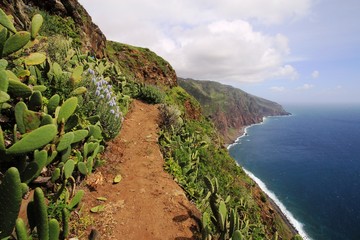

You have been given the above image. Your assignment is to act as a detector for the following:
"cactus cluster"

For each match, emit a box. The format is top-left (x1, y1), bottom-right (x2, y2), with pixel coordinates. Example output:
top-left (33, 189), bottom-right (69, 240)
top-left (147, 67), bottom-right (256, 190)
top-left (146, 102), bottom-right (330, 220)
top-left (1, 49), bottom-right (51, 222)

top-left (201, 176), bottom-right (243, 240)
top-left (0, 8), bottom-right (127, 239)
top-left (160, 122), bottom-right (208, 199)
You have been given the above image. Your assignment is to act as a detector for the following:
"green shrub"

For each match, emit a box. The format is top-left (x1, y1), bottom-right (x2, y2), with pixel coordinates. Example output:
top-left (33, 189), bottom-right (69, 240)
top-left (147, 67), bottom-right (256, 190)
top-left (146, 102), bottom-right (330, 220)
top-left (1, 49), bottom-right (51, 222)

top-left (158, 104), bottom-right (183, 131)
top-left (137, 84), bottom-right (165, 104)
top-left (39, 11), bottom-right (81, 47)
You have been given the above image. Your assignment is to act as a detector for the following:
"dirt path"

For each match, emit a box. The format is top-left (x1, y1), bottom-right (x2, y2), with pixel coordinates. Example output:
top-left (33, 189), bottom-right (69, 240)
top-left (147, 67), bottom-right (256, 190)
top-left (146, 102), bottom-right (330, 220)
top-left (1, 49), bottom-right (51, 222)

top-left (82, 100), bottom-right (200, 240)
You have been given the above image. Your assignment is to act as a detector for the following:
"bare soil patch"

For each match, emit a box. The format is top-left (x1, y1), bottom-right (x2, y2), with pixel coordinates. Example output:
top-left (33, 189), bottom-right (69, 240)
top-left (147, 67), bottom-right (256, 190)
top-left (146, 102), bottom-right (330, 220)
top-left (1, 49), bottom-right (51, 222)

top-left (82, 100), bottom-right (200, 239)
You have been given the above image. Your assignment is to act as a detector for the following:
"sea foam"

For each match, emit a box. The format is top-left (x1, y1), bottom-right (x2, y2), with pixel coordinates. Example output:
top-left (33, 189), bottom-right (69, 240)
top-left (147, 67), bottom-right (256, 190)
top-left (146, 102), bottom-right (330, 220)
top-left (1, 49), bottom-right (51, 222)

top-left (228, 115), bottom-right (311, 240)
top-left (242, 168), bottom-right (312, 240)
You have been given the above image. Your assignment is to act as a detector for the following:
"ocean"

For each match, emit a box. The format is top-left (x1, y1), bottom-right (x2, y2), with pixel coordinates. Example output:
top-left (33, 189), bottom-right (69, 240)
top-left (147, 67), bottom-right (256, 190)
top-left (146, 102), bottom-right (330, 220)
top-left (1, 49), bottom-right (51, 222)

top-left (228, 104), bottom-right (360, 240)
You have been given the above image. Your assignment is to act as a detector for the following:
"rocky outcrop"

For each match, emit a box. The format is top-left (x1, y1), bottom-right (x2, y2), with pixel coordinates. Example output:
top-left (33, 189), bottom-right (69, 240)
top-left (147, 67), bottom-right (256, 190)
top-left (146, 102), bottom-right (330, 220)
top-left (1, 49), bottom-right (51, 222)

top-left (0, 0), bottom-right (106, 57)
top-left (178, 78), bottom-right (290, 143)
top-left (106, 41), bottom-right (178, 88)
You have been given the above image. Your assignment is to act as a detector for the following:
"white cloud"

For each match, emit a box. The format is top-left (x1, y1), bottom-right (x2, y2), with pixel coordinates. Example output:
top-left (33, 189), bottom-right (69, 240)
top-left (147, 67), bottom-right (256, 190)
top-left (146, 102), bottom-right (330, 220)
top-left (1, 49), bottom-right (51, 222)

top-left (270, 86), bottom-right (286, 92)
top-left (272, 65), bottom-right (299, 80)
top-left (297, 83), bottom-right (314, 90)
top-left (311, 70), bottom-right (320, 79)
top-left (79, 0), bottom-right (312, 83)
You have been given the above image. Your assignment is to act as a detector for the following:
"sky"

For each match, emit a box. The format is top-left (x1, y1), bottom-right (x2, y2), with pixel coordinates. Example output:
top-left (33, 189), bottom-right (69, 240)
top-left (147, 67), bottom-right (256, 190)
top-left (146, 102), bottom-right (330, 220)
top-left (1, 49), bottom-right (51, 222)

top-left (78, 0), bottom-right (360, 104)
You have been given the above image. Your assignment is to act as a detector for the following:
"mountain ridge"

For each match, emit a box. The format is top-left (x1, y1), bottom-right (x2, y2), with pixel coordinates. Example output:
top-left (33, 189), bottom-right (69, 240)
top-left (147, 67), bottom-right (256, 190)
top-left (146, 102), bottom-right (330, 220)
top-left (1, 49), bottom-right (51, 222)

top-left (178, 77), bottom-right (290, 144)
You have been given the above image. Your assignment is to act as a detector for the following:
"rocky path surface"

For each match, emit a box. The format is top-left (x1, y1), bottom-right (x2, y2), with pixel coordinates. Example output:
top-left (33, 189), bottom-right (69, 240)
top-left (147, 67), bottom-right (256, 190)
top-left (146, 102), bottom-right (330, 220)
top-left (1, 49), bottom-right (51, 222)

top-left (82, 100), bottom-right (200, 240)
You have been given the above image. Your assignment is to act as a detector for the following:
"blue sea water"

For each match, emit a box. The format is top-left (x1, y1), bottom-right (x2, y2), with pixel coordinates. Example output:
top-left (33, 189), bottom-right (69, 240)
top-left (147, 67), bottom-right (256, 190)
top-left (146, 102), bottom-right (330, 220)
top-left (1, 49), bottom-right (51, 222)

top-left (228, 104), bottom-right (360, 240)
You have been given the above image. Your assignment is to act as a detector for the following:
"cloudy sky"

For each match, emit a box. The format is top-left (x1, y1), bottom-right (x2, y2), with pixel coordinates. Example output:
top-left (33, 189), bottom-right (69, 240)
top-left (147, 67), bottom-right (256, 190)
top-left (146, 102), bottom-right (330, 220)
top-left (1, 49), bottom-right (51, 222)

top-left (78, 0), bottom-right (360, 104)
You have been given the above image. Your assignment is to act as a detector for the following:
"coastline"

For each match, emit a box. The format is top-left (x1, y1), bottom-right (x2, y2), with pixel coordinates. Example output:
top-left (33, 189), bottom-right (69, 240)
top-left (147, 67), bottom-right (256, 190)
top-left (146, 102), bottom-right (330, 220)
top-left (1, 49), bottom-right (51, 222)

top-left (227, 115), bottom-right (311, 240)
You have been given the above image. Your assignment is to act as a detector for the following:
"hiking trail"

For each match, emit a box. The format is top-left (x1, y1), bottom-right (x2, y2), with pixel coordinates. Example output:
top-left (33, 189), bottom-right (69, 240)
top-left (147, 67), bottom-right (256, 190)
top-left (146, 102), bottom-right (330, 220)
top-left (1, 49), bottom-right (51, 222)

top-left (82, 100), bottom-right (200, 239)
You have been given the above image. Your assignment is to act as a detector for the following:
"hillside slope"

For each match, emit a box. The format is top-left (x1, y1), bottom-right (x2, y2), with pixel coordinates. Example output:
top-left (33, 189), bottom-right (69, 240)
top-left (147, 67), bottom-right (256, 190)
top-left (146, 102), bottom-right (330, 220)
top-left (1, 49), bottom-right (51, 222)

top-left (178, 78), bottom-right (290, 143)
top-left (1, 1), bottom-right (299, 239)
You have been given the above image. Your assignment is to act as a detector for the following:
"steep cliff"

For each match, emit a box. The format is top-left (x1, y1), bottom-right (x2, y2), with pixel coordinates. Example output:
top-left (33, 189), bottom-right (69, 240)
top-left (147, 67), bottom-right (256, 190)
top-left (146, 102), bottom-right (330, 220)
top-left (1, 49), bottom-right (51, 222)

top-left (106, 41), bottom-right (178, 88)
top-left (178, 78), bottom-right (290, 143)
top-left (0, 0), bottom-right (106, 57)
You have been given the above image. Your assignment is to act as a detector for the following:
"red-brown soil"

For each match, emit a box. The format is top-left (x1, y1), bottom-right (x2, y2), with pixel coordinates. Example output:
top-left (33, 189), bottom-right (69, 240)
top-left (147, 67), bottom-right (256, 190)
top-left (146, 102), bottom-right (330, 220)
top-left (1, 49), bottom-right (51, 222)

top-left (81, 100), bottom-right (200, 239)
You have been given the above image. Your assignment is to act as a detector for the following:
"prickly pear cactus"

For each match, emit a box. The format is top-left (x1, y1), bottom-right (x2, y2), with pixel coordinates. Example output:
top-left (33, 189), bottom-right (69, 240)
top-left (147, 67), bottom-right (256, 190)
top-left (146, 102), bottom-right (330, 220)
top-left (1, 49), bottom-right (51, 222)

top-left (49, 219), bottom-right (60, 240)
top-left (30, 14), bottom-right (43, 40)
top-left (2, 31), bottom-right (31, 56)
top-left (15, 218), bottom-right (29, 240)
top-left (0, 167), bottom-right (23, 238)
top-left (57, 97), bottom-right (78, 123)
top-left (34, 187), bottom-right (49, 240)
top-left (6, 124), bottom-right (57, 154)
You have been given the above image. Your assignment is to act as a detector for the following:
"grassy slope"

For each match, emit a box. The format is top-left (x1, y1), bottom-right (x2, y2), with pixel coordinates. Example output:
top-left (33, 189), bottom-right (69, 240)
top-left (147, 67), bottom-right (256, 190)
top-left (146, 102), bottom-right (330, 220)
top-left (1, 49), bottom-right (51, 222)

top-left (32, 5), bottom-right (297, 239)
top-left (160, 87), bottom-right (295, 239)
top-left (178, 78), bottom-right (290, 143)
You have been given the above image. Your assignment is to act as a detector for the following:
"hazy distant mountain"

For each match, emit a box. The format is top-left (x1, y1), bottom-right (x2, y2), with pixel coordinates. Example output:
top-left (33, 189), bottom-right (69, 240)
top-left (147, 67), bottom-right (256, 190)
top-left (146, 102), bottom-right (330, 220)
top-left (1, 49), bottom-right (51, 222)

top-left (178, 78), bottom-right (290, 143)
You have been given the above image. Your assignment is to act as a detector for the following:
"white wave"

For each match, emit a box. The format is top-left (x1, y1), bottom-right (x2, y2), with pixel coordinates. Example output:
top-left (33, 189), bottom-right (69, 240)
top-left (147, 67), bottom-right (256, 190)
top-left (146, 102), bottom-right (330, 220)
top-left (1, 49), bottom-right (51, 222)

top-left (227, 118), bottom-right (266, 150)
top-left (243, 168), bottom-right (312, 240)
top-left (227, 114), bottom-right (311, 239)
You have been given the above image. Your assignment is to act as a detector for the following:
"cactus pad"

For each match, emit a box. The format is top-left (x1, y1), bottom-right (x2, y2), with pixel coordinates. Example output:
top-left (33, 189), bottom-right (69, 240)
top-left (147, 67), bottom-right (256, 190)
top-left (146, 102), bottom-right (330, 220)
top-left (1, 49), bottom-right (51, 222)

top-left (2, 31), bottom-right (30, 56)
top-left (57, 97), bottom-right (78, 123)
top-left (57, 132), bottom-right (74, 152)
top-left (30, 14), bottom-right (43, 39)
top-left (0, 167), bottom-right (23, 238)
top-left (232, 230), bottom-right (243, 240)
top-left (64, 159), bottom-right (75, 179)
top-left (49, 219), bottom-right (60, 240)
top-left (34, 187), bottom-right (49, 240)
top-left (0, 28), bottom-right (8, 54)
top-left (0, 70), bottom-right (8, 92)
top-left (0, 8), bottom-right (16, 33)
top-left (67, 190), bottom-right (84, 210)
top-left (0, 126), bottom-right (5, 151)
top-left (40, 114), bottom-right (54, 126)
top-left (0, 90), bottom-right (9, 103)
top-left (8, 79), bottom-right (32, 98)
top-left (24, 52), bottom-right (46, 66)
top-left (72, 129), bottom-right (89, 143)
top-left (32, 85), bottom-right (47, 92)
top-left (6, 124), bottom-right (57, 154)
top-left (47, 94), bottom-right (60, 115)
top-left (51, 168), bottom-right (61, 183)
top-left (77, 162), bottom-right (88, 175)
top-left (15, 218), bottom-right (29, 240)
top-left (28, 90), bottom-right (43, 111)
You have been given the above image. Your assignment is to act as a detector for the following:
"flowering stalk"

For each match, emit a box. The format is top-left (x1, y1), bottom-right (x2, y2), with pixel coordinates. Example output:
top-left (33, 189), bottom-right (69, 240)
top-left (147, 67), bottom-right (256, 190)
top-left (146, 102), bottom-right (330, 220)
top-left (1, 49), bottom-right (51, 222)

top-left (83, 69), bottom-right (123, 139)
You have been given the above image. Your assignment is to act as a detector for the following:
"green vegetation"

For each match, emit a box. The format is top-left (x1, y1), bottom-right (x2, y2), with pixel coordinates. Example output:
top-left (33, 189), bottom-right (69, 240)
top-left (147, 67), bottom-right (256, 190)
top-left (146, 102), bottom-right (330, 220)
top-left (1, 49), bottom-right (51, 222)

top-left (0, 9), bottom-right (131, 239)
top-left (106, 41), bottom-right (175, 85)
top-left (136, 84), bottom-right (165, 104)
top-left (178, 78), bottom-right (290, 142)
top-left (159, 87), bottom-right (298, 239)
top-left (39, 10), bottom-right (82, 47)
top-left (0, 5), bottom-right (299, 240)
